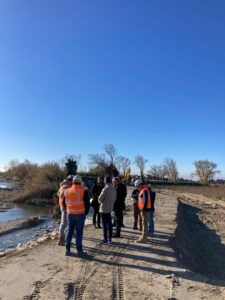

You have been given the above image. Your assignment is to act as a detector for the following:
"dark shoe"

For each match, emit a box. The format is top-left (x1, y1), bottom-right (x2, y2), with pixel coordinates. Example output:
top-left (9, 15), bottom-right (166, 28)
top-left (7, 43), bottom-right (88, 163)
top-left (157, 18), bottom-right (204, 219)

top-left (99, 240), bottom-right (108, 245)
top-left (77, 250), bottom-right (88, 256)
top-left (65, 249), bottom-right (72, 256)
top-left (112, 223), bottom-right (116, 227)
top-left (121, 224), bottom-right (125, 227)
top-left (107, 240), bottom-right (112, 245)
top-left (133, 226), bottom-right (138, 230)
top-left (97, 225), bottom-right (102, 229)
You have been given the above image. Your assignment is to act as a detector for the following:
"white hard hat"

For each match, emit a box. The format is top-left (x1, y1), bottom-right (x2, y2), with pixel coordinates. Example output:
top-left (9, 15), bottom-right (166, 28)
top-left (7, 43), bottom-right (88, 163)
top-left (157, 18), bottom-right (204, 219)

top-left (134, 179), bottom-right (143, 187)
top-left (73, 175), bottom-right (82, 183)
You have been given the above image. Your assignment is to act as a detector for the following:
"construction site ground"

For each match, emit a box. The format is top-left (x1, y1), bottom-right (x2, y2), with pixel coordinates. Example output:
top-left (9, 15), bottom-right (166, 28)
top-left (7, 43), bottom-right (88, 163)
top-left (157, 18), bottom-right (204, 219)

top-left (0, 189), bottom-right (225, 300)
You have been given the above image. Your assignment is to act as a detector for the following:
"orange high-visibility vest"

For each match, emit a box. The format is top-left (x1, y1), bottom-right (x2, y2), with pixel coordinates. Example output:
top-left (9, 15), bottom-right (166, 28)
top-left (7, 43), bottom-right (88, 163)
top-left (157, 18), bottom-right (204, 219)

top-left (137, 186), bottom-right (151, 210)
top-left (64, 184), bottom-right (86, 215)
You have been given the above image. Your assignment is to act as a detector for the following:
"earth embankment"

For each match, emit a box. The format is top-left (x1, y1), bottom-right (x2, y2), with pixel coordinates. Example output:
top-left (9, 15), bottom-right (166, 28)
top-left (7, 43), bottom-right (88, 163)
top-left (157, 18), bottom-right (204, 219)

top-left (172, 199), bottom-right (225, 280)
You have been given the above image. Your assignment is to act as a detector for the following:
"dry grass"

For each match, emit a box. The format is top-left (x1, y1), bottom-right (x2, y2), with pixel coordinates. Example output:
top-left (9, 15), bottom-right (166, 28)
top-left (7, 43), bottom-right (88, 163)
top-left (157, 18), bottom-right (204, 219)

top-left (157, 185), bottom-right (225, 201)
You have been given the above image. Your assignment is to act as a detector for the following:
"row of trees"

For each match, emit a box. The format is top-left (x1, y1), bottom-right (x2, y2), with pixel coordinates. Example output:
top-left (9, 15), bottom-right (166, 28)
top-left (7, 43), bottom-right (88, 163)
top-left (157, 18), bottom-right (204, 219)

top-left (5, 144), bottom-right (221, 186)
top-left (87, 144), bottom-right (220, 184)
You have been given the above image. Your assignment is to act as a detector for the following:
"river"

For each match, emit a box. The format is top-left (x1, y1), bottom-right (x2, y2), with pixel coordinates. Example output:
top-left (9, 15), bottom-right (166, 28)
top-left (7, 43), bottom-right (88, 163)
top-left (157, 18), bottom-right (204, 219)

top-left (0, 180), bottom-right (57, 251)
top-left (0, 180), bottom-right (15, 189)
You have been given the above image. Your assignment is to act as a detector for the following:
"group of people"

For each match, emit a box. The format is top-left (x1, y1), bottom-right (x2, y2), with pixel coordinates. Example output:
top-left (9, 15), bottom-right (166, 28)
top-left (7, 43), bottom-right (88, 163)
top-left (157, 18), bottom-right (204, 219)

top-left (57, 174), bottom-right (156, 256)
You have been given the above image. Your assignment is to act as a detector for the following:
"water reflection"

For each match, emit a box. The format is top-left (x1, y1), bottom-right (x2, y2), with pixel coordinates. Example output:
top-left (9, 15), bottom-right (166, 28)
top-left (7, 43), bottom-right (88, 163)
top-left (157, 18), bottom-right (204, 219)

top-left (0, 180), bottom-right (15, 189)
top-left (0, 204), bottom-right (52, 222)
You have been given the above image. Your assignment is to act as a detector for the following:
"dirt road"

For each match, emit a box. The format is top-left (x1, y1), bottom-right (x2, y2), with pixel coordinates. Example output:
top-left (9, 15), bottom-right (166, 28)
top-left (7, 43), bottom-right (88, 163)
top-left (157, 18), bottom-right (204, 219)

top-left (0, 191), bottom-right (225, 299)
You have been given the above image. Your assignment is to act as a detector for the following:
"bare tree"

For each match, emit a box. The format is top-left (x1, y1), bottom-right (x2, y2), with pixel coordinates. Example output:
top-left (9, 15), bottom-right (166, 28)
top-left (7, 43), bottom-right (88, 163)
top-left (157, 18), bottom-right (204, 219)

top-left (115, 156), bottom-right (131, 176)
top-left (88, 153), bottom-right (107, 168)
top-left (134, 155), bottom-right (148, 181)
top-left (193, 160), bottom-right (220, 184)
top-left (163, 158), bottom-right (178, 182)
top-left (148, 164), bottom-right (166, 180)
top-left (6, 159), bottom-right (38, 182)
top-left (104, 144), bottom-right (117, 164)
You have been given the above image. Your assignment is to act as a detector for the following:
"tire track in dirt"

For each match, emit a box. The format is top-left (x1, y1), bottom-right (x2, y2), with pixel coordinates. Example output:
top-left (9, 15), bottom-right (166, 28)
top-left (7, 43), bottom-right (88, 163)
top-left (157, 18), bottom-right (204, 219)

top-left (168, 275), bottom-right (180, 300)
top-left (112, 266), bottom-right (125, 300)
top-left (23, 280), bottom-right (49, 300)
top-left (74, 262), bottom-right (99, 300)
top-left (63, 246), bottom-right (102, 300)
top-left (23, 269), bottom-right (61, 300)
top-left (63, 238), bottom-right (129, 300)
top-left (108, 238), bottom-right (129, 300)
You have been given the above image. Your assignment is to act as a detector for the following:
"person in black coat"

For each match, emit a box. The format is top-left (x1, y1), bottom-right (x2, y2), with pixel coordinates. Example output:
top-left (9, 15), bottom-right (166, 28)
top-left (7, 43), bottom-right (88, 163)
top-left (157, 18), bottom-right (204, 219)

top-left (148, 185), bottom-right (156, 235)
top-left (112, 177), bottom-right (127, 237)
top-left (91, 177), bottom-right (104, 228)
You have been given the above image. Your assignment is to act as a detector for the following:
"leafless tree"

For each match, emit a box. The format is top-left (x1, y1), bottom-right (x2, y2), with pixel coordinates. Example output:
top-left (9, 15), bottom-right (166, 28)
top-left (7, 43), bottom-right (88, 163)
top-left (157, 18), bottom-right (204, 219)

top-left (6, 159), bottom-right (38, 182)
top-left (134, 155), bottom-right (148, 180)
top-left (104, 144), bottom-right (117, 164)
top-left (88, 153), bottom-right (107, 168)
top-left (193, 160), bottom-right (220, 184)
top-left (163, 158), bottom-right (178, 182)
top-left (148, 164), bottom-right (166, 180)
top-left (115, 156), bottom-right (131, 176)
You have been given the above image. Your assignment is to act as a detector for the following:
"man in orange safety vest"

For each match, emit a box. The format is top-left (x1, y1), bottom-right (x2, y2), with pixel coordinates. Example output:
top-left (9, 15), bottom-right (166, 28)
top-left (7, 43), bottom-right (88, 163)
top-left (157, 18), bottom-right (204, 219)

top-left (63, 175), bottom-right (90, 256)
top-left (134, 179), bottom-right (151, 243)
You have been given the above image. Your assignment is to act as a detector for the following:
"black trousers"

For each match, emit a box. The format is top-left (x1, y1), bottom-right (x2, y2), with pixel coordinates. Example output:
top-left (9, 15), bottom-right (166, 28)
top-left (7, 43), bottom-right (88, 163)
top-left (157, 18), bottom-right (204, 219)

top-left (93, 205), bottom-right (101, 227)
top-left (114, 210), bottom-right (123, 237)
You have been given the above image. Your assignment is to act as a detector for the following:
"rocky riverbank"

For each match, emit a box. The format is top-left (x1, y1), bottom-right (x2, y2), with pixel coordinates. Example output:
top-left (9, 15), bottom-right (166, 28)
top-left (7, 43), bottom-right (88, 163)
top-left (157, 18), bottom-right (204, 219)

top-left (0, 216), bottom-right (45, 236)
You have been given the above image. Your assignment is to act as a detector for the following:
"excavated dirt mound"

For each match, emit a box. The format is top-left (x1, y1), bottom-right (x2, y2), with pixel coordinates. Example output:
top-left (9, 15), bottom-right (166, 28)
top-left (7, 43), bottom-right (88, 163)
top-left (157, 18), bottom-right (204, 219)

top-left (172, 199), bottom-right (225, 280)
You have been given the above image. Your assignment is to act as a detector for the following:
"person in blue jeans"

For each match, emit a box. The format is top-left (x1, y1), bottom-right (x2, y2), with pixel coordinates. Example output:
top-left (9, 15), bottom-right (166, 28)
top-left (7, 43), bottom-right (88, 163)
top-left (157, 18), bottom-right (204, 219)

top-left (148, 185), bottom-right (156, 235)
top-left (66, 214), bottom-right (86, 253)
top-left (63, 175), bottom-right (90, 256)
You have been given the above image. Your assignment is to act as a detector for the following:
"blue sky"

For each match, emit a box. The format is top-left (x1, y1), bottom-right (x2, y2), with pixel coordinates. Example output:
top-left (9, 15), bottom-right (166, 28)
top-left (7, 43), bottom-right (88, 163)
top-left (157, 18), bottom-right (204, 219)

top-left (0, 0), bottom-right (225, 177)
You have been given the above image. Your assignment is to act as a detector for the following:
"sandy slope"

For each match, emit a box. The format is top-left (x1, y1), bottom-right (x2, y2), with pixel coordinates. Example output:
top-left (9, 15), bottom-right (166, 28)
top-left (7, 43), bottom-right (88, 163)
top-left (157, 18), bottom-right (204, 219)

top-left (0, 192), bottom-right (225, 300)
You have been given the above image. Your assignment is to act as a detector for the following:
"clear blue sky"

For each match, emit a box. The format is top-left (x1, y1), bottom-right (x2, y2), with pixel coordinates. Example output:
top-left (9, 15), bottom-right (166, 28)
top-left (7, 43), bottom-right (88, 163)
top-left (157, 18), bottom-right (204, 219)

top-left (1, 0), bottom-right (225, 177)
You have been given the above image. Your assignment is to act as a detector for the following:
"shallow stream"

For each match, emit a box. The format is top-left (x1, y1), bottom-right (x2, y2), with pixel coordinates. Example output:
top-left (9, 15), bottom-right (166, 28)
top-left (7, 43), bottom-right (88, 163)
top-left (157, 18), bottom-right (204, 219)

top-left (0, 204), bottom-right (57, 251)
top-left (0, 180), bottom-right (57, 251)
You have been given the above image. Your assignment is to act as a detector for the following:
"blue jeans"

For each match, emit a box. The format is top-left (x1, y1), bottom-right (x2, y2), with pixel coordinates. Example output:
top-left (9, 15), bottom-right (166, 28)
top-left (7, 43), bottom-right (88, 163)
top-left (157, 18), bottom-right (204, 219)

top-left (148, 210), bottom-right (154, 233)
top-left (65, 214), bottom-right (86, 251)
top-left (101, 213), bottom-right (112, 242)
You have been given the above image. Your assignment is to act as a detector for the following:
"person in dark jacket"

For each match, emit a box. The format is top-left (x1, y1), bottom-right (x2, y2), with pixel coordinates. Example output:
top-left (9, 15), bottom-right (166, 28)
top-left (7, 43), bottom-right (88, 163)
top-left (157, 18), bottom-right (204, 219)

top-left (112, 177), bottom-right (126, 237)
top-left (148, 184), bottom-right (156, 235)
top-left (131, 188), bottom-right (142, 231)
top-left (118, 177), bottom-right (127, 227)
top-left (91, 177), bottom-right (104, 228)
